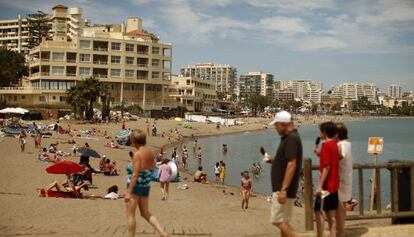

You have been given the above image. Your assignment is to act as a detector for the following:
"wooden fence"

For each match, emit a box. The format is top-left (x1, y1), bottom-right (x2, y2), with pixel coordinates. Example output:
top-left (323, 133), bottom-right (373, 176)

top-left (303, 158), bottom-right (414, 231)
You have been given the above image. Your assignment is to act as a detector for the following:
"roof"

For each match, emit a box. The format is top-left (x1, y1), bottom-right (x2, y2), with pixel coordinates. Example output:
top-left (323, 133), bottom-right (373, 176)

top-left (126, 30), bottom-right (157, 39)
top-left (52, 4), bottom-right (68, 9)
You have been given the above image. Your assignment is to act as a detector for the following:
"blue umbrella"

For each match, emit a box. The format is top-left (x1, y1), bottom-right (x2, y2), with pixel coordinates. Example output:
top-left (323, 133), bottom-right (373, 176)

top-left (77, 147), bottom-right (101, 158)
top-left (116, 129), bottom-right (131, 138)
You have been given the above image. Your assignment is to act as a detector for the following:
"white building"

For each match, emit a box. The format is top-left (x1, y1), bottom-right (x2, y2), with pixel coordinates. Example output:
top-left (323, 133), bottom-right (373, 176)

top-left (180, 63), bottom-right (237, 95)
top-left (0, 14), bottom-right (30, 54)
top-left (237, 71), bottom-right (274, 102)
top-left (333, 82), bottom-right (377, 103)
top-left (388, 84), bottom-right (402, 98)
top-left (274, 80), bottom-right (323, 102)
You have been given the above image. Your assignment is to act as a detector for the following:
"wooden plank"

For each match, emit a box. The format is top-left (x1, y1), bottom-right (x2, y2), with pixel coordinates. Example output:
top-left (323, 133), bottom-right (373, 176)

top-left (376, 168), bottom-right (381, 214)
top-left (303, 158), bottom-right (314, 231)
top-left (311, 162), bottom-right (414, 170)
top-left (411, 166), bottom-right (414, 211)
top-left (392, 168), bottom-right (399, 212)
top-left (346, 211), bottom-right (414, 220)
top-left (358, 168), bottom-right (364, 215)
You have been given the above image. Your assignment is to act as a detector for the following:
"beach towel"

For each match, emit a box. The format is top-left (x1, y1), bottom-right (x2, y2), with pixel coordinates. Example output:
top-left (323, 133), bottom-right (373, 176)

top-left (38, 188), bottom-right (83, 199)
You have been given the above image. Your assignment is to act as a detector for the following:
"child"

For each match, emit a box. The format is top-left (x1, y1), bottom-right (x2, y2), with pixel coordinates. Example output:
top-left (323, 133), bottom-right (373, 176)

top-left (214, 162), bottom-right (220, 183)
top-left (219, 162), bottom-right (226, 184)
top-left (241, 171), bottom-right (252, 209)
top-left (314, 122), bottom-right (340, 237)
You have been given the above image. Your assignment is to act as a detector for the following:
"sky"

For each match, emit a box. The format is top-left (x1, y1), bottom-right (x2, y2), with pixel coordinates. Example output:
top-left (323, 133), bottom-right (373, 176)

top-left (1, 0), bottom-right (414, 91)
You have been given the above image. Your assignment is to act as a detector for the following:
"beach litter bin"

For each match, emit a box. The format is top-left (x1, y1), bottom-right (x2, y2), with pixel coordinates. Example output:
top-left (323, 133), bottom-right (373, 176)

top-left (387, 160), bottom-right (414, 224)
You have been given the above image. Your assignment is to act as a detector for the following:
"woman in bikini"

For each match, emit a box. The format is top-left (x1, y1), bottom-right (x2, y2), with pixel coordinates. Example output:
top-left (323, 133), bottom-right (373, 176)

top-left (125, 129), bottom-right (169, 237)
top-left (241, 171), bottom-right (252, 209)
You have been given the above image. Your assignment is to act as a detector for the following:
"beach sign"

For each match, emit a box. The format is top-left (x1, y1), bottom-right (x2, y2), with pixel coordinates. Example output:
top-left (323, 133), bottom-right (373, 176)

top-left (367, 137), bottom-right (384, 154)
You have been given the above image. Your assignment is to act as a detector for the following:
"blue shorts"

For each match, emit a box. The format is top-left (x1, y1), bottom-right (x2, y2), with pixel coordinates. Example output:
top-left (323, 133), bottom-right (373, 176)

top-left (132, 185), bottom-right (150, 197)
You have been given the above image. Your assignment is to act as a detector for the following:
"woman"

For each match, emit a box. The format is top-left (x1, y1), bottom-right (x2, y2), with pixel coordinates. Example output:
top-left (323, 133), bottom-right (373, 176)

top-left (241, 171), bottom-right (252, 209)
top-left (19, 129), bottom-right (27, 152)
top-left (157, 159), bottom-right (172, 201)
top-left (125, 129), bottom-right (168, 237)
top-left (336, 123), bottom-right (353, 237)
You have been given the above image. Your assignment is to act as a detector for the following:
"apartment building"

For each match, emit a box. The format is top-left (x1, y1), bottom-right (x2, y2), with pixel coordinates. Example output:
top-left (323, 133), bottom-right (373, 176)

top-left (388, 84), bottom-right (402, 98)
top-left (169, 76), bottom-right (217, 112)
top-left (0, 5), bottom-right (172, 110)
top-left (0, 14), bottom-right (30, 54)
top-left (333, 82), bottom-right (377, 103)
top-left (237, 71), bottom-right (274, 104)
top-left (180, 63), bottom-right (237, 95)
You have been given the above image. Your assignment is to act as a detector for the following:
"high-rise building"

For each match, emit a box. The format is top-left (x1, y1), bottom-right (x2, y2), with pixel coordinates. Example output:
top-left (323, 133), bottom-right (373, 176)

top-left (333, 82), bottom-right (377, 103)
top-left (388, 84), bottom-right (402, 98)
top-left (180, 63), bottom-right (237, 95)
top-left (237, 71), bottom-right (274, 103)
top-left (0, 14), bottom-right (30, 54)
top-left (0, 5), bottom-right (172, 110)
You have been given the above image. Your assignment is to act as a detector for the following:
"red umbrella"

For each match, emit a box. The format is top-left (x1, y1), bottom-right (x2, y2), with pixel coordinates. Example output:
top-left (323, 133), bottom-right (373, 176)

top-left (46, 161), bottom-right (85, 174)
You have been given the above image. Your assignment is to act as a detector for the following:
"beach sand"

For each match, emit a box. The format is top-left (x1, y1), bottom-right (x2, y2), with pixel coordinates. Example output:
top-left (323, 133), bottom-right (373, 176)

top-left (0, 115), bottom-right (391, 237)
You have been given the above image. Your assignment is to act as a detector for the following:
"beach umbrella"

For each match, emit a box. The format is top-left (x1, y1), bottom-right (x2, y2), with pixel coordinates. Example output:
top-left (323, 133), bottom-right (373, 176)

top-left (0, 107), bottom-right (24, 114)
top-left (174, 117), bottom-right (182, 122)
top-left (116, 129), bottom-right (131, 138)
top-left (77, 147), bottom-right (101, 158)
top-left (46, 161), bottom-right (85, 174)
top-left (15, 107), bottom-right (29, 113)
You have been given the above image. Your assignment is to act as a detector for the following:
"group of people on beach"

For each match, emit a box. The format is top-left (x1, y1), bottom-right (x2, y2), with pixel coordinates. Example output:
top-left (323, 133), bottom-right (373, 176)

top-left (265, 111), bottom-right (353, 237)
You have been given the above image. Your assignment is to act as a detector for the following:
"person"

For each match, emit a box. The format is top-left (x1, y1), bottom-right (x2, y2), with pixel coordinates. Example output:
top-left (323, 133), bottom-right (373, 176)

top-left (33, 122), bottom-right (40, 148)
top-left (222, 144), bottom-right (228, 154)
top-left (313, 122), bottom-right (340, 237)
top-left (193, 139), bottom-right (198, 153)
top-left (219, 162), bottom-right (226, 184)
top-left (171, 147), bottom-right (177, 163)
top-left (197, 147), bottom-right (202, 167)
top-left (126, 151), bottom-right (134, 188)
top-left (54, 121), bottom-right (60, 139)
top-left (146, 119), bottom-right (150, 136)
top-left (214, 162), bottom-right (221, 183)
top-left (122, 120), bottom-right (126, 130)
top-left (19, 129), bottom-right (27, 152)
top-left (266, 111), bottom-right (303, 237)
top-left (182, 146), bottom-right (188, 169)
top-left (158, 159), bottom-right (173, 201)
top-left (44, 173), bottom-right (88, 194)
top-left (241, 171), bottom-right (252, 209)
top-left (124, 129), bottom-right (168, 237)
top-left (336, 123), bottom-right (353, 237)
top-left (151, 124), bottom-right (157, 136)
top-left (194, 166), bottom-right (207, 183)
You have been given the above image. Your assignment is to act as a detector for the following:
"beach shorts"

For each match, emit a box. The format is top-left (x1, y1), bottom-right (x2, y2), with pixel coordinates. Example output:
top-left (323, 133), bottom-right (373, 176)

top-left (270, 192), bottom-right (294, 223)
top-left (132, 185), bottom-right (150, 197)
top-left (314, 192), bottom-right (338, 212)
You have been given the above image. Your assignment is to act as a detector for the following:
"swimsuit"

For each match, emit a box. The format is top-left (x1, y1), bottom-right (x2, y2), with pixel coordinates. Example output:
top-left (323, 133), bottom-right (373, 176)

top-left (132, 169), bottom-right (152, 197)
top-left (126, 164), bottom-right (133, 188)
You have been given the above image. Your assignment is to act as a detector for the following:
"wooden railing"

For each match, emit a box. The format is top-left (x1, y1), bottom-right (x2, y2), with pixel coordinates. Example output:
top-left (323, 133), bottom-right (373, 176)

top-left (303, 158), bottom-right (414, 231)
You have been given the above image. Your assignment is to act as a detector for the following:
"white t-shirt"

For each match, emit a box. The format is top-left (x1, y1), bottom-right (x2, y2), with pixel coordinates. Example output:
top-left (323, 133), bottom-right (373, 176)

top-left (338, 140), bottom-right (353, 202)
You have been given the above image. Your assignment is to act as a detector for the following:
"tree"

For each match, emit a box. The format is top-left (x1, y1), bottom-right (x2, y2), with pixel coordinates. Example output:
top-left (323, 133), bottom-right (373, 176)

top-left (248, 94), bottom-right (271, 115)
top-left (357, 96), bottom-right (373, 112)
top-left (0, 49), bottom-right (28, 87)
top-left (27, 11), bottom-right (51, 49)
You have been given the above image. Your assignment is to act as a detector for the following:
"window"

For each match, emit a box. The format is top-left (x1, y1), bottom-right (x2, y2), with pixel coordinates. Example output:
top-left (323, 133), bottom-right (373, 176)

top-left (52, 52), bottom-right (64, 61)
top-left (111, 69), bottom-right (121, 77)
top-left (152, 47), bottom-right (160, 54)
top-left (79, 67), bottom-right (90, 76)
top-left (125, 70), bottom-right (134, 78)
top-left (79, 54), bottom-right (90, 62)
top-left (151, 71), bottom-right (159, 79)
top-left (152, 59), bottom-right (159, 67)
top-left (111, 55), bottom-right (121, 64)
top-left (39, 96), bottom-right (46, 102)
top-left (111, 42), bottom-right (121, 51)
top-left (126, 56), bottom-right (134, 65)
top-left (163, 48), bottom-right (171, 57)
top-left (126, 43), bottom-right (134, 51)
top-left (60, 96), bottom-right (66, 102)
top-left (52, 96), bottom-right (56, 100)
top-left (80, 40), bottom-right (91, 49)
top-left (51, 66), bottom-right (64, 75)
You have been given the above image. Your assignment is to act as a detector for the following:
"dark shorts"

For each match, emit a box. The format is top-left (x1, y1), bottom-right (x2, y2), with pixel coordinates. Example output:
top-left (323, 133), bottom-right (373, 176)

top-left (132, 185), bottom-right (150, 197)
top-left (314, 192), bottom-right (338, 212)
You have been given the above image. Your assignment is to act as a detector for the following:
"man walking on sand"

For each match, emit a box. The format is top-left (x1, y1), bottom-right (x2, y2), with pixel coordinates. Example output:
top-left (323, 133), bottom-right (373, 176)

top-left (266, 111), bottom-right (302, 237)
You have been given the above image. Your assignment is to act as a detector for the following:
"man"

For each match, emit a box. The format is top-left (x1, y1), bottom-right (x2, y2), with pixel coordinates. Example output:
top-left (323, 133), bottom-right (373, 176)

top-left (266, 111), bottom-right (302, 237)
top-left (194, 166), bottom-right (207, 183)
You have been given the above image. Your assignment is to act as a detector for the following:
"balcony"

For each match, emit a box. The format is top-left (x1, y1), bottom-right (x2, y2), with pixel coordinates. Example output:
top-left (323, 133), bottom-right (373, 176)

top-left (93, 74), bottom-right (107, 79)
top-left (93, 47), bottom-right (108, 52)
top-left (137, 63), bottom-right (148, 68)
top-left (41, 58), bottom-right (50, 62)
top-left (93, 61), bottom-right (108, 65)
top-left (66, 73), bottom-right (76, 77)
top-left (66, 59), bottom-right (76, 63)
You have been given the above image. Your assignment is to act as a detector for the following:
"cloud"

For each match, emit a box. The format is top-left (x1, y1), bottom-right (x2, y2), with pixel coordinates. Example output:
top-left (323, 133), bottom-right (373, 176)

top-left (258, 16), bottom-right (309, 33)
top-left (197, 0), bottom-right (335, 11)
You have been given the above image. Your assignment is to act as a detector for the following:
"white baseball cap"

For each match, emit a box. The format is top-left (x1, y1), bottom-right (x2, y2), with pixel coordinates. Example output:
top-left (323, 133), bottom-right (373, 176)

top-left (269, 111), bottom-right (292, 125)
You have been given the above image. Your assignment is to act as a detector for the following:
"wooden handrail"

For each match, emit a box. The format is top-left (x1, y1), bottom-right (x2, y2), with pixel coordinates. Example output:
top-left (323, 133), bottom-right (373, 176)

top-left (303, 158), bottom-right (414, 231)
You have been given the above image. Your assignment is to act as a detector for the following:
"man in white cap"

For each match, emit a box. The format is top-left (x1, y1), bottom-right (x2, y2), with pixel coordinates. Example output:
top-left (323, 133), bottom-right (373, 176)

top-left (266, 111), bottom-right (303, 237)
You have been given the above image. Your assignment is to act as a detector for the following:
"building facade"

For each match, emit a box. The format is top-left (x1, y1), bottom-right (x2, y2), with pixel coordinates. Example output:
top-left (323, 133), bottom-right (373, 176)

top-left (237, 71), bottom-right (274, 104)
top-left (0, 5), bottom-right (172, 110)
top-left (388, 84), bottom-right (402, 98)
top-left (169, 76), bottom-right (216, 112)
top-left (333, 82), bottom-right (377, 103)
top-left (180, 63), bottom-right (237, 96)
top-left (0, 15), bottom-right (30, 54)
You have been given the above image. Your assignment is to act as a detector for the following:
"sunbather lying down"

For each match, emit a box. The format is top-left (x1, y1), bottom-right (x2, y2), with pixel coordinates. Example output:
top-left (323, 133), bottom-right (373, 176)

top-left (38, 148), bottom-right (62, 163)
top-left (43, 174), bottom-right (89, 197)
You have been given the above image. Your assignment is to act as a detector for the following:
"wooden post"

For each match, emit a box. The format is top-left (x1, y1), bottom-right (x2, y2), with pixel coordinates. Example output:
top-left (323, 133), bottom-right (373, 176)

top-left (375, 168), bottom-right (381, 214)
top-left (358, 168), bottom-right (364, 215)
top-left (392, 168), bottom-right (399, 213)
top-left (370, 155), bottom-right (378, 211)
top-left (303, 158), bottom-right (314, 231)
top-left (411, 166), bottom-right (414, 211)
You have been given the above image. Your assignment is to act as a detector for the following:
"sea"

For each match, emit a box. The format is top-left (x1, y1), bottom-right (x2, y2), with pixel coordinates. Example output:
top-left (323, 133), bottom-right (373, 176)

top-left (168, 118), bottom-right (414, 208)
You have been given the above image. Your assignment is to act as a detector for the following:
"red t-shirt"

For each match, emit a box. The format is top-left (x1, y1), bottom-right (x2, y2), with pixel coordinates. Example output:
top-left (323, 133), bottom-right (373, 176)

top-left (319, 140), bottom-right (340, 193)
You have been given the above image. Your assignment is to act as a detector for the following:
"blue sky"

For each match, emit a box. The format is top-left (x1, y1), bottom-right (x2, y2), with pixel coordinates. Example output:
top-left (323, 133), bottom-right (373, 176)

top-left (1, 0), bottom-right (414, 91)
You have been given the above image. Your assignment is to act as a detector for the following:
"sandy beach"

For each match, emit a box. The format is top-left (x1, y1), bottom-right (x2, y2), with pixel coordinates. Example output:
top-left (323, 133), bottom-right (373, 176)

top-left (0, 115), bottom-right (395, 237)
